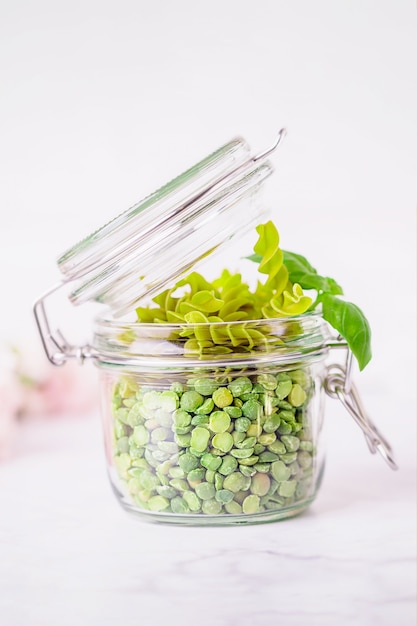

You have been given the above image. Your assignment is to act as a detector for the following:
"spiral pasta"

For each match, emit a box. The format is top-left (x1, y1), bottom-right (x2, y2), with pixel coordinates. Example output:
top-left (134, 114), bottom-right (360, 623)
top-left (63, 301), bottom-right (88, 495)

top-left (135, 221), bottom-right (312, 356)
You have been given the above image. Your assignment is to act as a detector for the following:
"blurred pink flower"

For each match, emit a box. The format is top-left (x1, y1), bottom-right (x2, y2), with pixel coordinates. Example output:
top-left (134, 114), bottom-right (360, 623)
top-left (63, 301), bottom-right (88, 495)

top-left (19, 360), bottom-right (98, 418)
top-left (0, 343), bottom-right (99, 461)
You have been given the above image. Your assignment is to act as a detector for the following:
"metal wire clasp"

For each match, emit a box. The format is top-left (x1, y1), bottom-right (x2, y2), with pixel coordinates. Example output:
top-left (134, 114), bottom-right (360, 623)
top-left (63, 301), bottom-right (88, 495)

top-left (324, 342), bottom-right (398, 471)
top-left (253, 128), bottom-right (287, 161)
top-left (33, 282), bottom-right (97, 366)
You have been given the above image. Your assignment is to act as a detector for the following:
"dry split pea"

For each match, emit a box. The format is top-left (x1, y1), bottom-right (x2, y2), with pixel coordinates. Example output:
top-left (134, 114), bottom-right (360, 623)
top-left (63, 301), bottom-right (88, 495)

top-left (112, 369), bottom-right (315, 516)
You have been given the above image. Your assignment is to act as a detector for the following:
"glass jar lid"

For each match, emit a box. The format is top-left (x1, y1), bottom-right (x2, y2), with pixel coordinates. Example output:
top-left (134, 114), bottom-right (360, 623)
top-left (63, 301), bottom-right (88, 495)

top-left (58, 129), bottom-right (285, 317)
top-left (56, 130), bottom-right (286, 317)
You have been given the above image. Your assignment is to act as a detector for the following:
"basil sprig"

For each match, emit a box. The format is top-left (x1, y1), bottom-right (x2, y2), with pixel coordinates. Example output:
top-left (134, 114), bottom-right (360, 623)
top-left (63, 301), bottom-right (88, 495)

top-left (247, 248), bottom-right (372, 370)
top-left (282, 251), bottom-right (343, 300)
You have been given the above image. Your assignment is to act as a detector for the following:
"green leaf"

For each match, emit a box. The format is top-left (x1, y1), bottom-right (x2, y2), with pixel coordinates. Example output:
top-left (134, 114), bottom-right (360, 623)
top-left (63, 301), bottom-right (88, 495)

top-left (246, 250), bottom-right (343, 295)
top-left (292, 273), bottom-right (343, 295)
top-left (282, 251), bottom-right (343, 295)
top-left (245, 239), bottom-right (371, 367)
top-left (321, 294), bottom-right (372, 370)
top-left (282, 250), bottom-right (317, 275)
top-left (245, 253), bottom-right (262, 264)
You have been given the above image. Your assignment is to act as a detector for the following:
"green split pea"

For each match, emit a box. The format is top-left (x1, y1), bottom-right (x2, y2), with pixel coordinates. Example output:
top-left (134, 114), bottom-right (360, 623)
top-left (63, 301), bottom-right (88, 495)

top-left (112, 370), bottom-right (315, 516)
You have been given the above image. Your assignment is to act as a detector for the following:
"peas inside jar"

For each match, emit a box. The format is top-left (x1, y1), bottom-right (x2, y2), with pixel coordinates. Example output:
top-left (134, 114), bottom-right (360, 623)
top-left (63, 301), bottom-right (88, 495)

top-left (111, 368), bottom-right (317, 519)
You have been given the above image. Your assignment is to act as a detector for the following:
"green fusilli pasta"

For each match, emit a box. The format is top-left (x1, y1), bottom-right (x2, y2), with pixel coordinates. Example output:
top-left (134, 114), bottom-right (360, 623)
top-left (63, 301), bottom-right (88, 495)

top-left (134, 221), bottom-right (312, 356)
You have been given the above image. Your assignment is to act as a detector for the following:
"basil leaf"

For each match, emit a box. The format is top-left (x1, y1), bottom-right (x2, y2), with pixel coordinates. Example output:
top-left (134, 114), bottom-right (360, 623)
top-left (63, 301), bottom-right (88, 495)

top-left (247, 251), bottom-right (343, 295)
top-left (245, 253), bottom-right (262, 263)
top-left (290, 272), bottom-right (343, 295)
top-left (283, 251), bottom-right (343, 295)
top-left (321, 294), bottom-right (372, 370)
top-left (282, 250), bottom-right (317, 275)
top-left (245, 243), bottom-right (371, 369)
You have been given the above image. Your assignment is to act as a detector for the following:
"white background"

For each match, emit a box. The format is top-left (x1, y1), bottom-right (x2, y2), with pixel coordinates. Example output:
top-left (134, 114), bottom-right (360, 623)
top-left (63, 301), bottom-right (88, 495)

top-left (0, 1), bottom-right (415, 443)
top-left (0, 4), bottom-right (415, 625)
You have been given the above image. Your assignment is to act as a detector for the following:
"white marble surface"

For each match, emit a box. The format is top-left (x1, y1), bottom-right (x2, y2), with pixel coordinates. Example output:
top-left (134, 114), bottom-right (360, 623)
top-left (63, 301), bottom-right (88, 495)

top-left (0, 396), bottom-right (415, 626)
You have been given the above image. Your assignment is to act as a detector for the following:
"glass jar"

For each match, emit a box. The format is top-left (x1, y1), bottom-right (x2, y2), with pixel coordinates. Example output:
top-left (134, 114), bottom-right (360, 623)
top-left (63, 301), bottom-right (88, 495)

top-left (34, 129), bottom-right (397, 525)
top-left (94, 313), bottom-right (329, 524)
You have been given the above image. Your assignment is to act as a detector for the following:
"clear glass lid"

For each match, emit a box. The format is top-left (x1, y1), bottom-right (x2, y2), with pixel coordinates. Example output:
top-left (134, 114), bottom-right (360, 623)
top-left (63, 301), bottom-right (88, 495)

top-left (56, 130), bottom-right (287, 317)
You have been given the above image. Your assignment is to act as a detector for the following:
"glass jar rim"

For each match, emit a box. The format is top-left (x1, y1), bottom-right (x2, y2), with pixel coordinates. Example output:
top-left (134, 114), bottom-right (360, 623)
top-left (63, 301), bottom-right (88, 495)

top-left (95, 309), bottom-right (325, 330)
top-left (92, 310), bottom-right (331, 369)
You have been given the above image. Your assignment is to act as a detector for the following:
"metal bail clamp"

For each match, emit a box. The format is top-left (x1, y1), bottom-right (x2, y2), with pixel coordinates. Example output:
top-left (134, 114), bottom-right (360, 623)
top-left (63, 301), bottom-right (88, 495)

top-left (33, 282), bottom-right (96, 367)
top-left (324, 339), bottom-right (398, 471)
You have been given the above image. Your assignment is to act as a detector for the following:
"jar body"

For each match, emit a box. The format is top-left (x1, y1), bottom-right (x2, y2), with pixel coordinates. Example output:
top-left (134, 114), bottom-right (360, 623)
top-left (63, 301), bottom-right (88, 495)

top-left (94, 314), bottom-right (329, 525)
